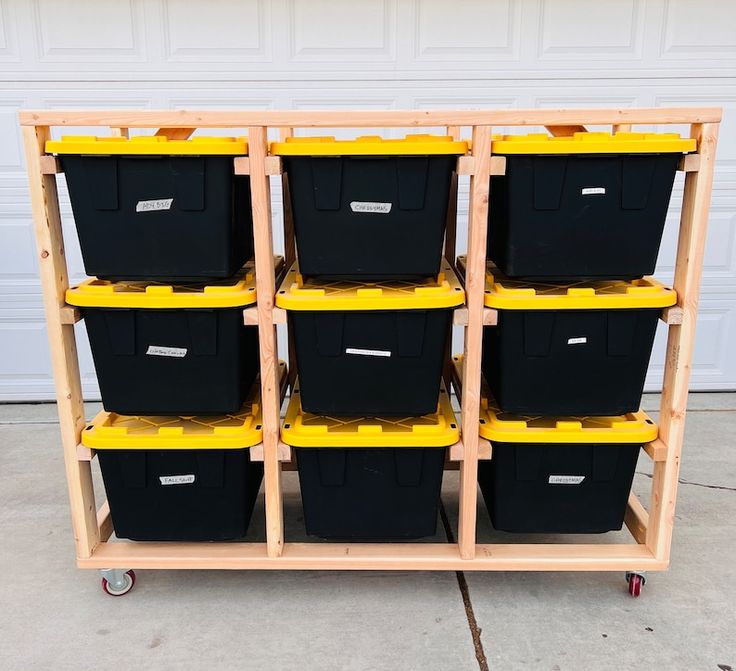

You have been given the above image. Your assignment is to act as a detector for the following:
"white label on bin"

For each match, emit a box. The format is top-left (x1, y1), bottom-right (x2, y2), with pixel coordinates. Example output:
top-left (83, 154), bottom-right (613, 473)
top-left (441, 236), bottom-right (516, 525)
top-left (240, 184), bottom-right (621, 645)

top-left (581, 187), bottom-right (606, 196)
top-left (160, 474), bottom-right (195, 486)
top-left (146, 345), bottom-right (187, 358)
top-left (567, 336), bottom-right (587, 345)
top-left (136, 198), bottom-right (173, 213)
top-left (345, 347), bottom-right (392, 358)
top-left (350, 201), bottom-right (392, 214)
top-left (548, 475), bottom-right (585, 485)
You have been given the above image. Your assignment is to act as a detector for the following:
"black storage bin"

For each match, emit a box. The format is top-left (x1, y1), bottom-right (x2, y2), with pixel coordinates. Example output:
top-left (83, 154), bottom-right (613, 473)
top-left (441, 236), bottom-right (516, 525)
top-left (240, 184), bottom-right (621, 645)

top-left (479, 442), bottom-right (643, 533)
top-left (487, 132), bottom-right (696, 280)
top-left (82, 381), bottom-right (271, 541)
top-left (97, 448), bottom-right (263, 541)
top-left (276, 261), bottom-right (465, 416)
top-left (282, 381), bottom-right (459, 540)
top-left (484, 308), bottom-right (661, 416)
top-left (66, 268), bottom-right (259, 415)
top-left (453, 356), bottom-right (659, 534)
top-left (296, 447), bottom-right (446, 539)
top-left (272, 135), bottom-right (467, 279)
top-left (458, 258), bottom-right (677, 416)
top-left (46, 135), bottom-right (252, 281)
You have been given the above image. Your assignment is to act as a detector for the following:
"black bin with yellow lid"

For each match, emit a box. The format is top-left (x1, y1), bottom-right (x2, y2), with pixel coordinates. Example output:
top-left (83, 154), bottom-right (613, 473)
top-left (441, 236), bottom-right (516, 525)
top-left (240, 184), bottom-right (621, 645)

top-left (276, 260), bottom-right (465, 416)
top-left (80, 368), bottom-right (284, 541)
top-left (45, 135), bottom-right (252, 281)
top-left (66, 263), bottom-right (260, 416)
top-left (281, 378), bottom-right (458, 540)
top-left (458, 257), bottom-right (676, 416)
top-left (271, 134), bottom-right (467, 279)
top-left (487, 132), bottom-right (696, 280)
top-left (455, 356), bottom-right (657, 534)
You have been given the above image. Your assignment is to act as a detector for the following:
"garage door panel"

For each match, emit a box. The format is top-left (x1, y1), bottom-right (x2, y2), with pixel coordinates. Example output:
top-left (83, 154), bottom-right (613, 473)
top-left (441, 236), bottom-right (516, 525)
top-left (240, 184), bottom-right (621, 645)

top-left (1, 1), bottom-right (734, 399)
top-left (647, 300), bottom-right (736, 391)
top-left (656, 207), bottom-right (736, 287)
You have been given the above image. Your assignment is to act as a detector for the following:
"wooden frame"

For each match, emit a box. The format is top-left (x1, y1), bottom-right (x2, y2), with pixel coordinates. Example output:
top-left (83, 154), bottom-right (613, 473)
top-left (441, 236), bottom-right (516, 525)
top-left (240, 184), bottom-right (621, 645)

top-left (20, 108), bottom-right (720, 576)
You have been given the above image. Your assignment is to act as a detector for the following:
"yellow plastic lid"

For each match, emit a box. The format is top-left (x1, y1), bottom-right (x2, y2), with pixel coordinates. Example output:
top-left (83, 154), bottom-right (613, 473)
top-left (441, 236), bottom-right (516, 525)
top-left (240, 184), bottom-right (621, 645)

top-left (271, 134), bottom-right (468, 156)
top-left (281, 380), bottom-right (459, 448)
top-left (45, 135), bottom-right (248, 156)
top-left (451, 355), bottom-right (657, 444)
top-left (491, 131), bottom-right (696, 155)
top-left (66, 262), bottom-right (259, 309)
top-left (82, 364), bottom-right (286, 450)
top-left (276, 260), bottom-right (465, 311)
top-left (456, 257), bottom-right (676, 310)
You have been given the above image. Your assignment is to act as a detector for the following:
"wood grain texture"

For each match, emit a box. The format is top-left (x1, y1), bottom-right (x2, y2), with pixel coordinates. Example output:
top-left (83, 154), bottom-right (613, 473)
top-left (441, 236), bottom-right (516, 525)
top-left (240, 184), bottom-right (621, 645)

top-left (458, 125), bottom-right (492, 559)
top-left (19, 108), bottom-right (723, 128)
top-left (624, 493), bottom-right (649, 545)
top-left (79, 541), bottom-right (664, 571)
top-left (155, 127), bottom-right (195, 139)
top-left (648, 122), bottom-right (720, 561)
top-left (97, 501), bottom-right (113, 542)
top-left (644, 438), bottom-right (668, 462)
top-left (22, 125), bottom-right (100, 559)
top-left (249, 126), bottom-right (284, 558)
top-left (545, 125), bottom-right (587, 136)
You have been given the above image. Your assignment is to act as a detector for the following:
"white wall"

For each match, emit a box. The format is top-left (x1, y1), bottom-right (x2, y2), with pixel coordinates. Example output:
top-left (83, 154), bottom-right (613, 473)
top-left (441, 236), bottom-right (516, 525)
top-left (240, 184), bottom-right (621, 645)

top-left (1, 0), bottom-right (735, 400)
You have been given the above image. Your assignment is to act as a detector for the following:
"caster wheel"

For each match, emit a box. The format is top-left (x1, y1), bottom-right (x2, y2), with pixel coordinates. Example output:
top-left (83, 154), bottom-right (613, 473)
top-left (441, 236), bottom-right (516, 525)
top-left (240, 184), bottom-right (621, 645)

top-left (101, 569), bottom-right (136, 597)
top-left (626, 572), bottom-right (645, 598)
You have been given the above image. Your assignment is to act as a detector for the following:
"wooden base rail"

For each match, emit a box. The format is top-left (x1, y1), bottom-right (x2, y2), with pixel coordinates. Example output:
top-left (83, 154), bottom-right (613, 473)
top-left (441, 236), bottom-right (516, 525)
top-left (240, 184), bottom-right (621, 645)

top-left (21, 108), bottom-right (720, 583)
top-left (77, 541), bottom-right (666, 572)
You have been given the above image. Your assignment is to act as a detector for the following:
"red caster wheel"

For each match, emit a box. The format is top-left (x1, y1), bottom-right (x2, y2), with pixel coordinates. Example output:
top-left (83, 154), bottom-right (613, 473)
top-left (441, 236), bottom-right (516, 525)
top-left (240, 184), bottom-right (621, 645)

top-left (101, 569), bottom-right (136, 597)
top-left (626, 572), bottom-right (646, 598)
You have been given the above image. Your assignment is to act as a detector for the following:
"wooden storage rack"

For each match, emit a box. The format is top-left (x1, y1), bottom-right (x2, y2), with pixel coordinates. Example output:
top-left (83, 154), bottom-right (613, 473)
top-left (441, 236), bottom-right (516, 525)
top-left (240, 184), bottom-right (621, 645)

top-left (20, 108), bottom-right (720, 584)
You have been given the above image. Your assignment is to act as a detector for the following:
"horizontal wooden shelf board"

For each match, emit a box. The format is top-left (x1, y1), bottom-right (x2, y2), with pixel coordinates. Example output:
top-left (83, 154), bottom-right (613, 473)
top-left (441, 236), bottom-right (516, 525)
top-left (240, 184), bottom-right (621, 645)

top-left (79, 540), bottom-right (664, 572)
top-left (20, 108), bottom-right (722, 128)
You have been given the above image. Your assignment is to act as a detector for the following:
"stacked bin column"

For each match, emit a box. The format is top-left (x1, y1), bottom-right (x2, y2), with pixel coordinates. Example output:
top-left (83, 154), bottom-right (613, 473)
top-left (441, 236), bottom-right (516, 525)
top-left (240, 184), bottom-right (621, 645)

top-left (468, 130), bottom-right (696, 534)
top-left (274, 134), bottom-right (468, 540)
top-left (47, 134), bottom-right (265, 541)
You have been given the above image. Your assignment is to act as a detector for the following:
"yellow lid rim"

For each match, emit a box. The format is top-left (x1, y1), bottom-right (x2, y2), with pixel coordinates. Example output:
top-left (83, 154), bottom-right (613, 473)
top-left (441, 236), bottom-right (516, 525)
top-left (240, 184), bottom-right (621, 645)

top-left (450, 354), bottom-right (658, 444)
top-left (456, 257), bottom-right (677, 310)
top-left (491, 131), bottom-right (696, 155)
top-left (276, 260), bottom-right (465, 311)
top-left (281, 381), bottom-right (459, 448)
top-left (485, 281), bottom-right (677, 310)
top-left (46, 135), bottom-right (248, 156)
top-left (272, 134), bottom-right (468, 156)
top-left (82, 408), bottom-right (263, 450)
top-left (66, 265), bottom-right (260, 309)
top-left (478, 412), bottom-right (659, 444)
top-left (82, 363), bottom-right (286, 449)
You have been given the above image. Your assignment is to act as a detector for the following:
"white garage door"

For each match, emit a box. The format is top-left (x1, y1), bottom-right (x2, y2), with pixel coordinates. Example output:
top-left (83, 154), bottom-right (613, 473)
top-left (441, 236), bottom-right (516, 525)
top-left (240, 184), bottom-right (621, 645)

top-left (1, 0), bottom-right (735, 400)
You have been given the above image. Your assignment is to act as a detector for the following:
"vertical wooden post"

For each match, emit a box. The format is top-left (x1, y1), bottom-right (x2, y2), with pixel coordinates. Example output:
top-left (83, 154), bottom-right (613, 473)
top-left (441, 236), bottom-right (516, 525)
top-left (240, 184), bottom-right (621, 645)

top-left (22, 125), bottom-right (100, 558)
top-left (110, 127), bottom-right (130, 138)
top-left (458, 125), bottom-right (492, 559)
top-left (248, 125), bottom-right (284, 557)
top-left (647, 122), bottom-right (719, 560)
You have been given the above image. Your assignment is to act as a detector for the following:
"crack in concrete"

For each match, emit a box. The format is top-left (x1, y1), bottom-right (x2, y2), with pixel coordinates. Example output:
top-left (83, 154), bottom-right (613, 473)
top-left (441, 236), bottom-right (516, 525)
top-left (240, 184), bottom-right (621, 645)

top-left (636, 471), bottom-right (736, 492)
top-left (439, 500), bottom-right (489, 671)
top-left (0, 420), bottom-right (61, 426)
